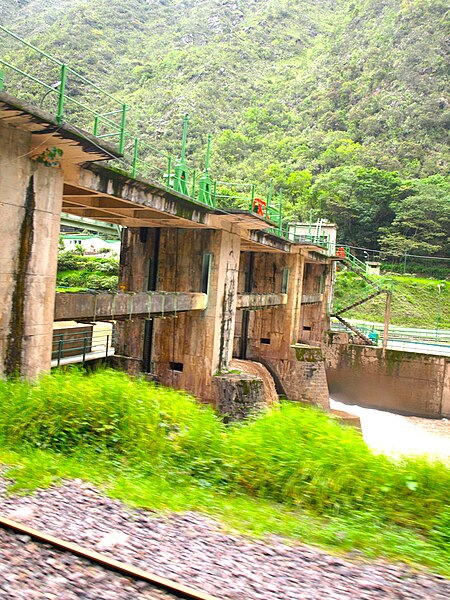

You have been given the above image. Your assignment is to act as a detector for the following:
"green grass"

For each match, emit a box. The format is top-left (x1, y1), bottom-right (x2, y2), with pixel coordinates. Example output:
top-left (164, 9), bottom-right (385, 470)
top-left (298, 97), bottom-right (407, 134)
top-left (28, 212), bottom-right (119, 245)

top-left (0, 369), bottom-right (449, 575)
top-left (57, 269), bottom-right (118, 291)
top-left (334, 272), bottom-right (450, 329)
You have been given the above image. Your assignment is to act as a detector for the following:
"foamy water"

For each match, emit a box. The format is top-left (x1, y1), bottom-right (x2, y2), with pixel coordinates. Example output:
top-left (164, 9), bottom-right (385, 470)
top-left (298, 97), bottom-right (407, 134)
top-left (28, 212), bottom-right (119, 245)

top-left (330, 398), bottom-right (450, 462)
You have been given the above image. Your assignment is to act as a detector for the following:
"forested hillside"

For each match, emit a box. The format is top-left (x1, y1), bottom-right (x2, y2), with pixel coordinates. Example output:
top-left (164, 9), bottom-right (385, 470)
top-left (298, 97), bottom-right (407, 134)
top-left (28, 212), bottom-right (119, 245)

top-left (1, 0), bottom-right (449, 257)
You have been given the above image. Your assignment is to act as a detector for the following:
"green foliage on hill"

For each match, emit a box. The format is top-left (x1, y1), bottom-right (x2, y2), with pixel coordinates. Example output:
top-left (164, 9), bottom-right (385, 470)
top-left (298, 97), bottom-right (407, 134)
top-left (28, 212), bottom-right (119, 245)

top-left (1, 0), bottom-right (449, 254)
top-left (334, 272), bottom-right (450, 328)
top-left (0, 369), bottom-right (449, 573)
top-left (56, 251), bottom-right (119, 290)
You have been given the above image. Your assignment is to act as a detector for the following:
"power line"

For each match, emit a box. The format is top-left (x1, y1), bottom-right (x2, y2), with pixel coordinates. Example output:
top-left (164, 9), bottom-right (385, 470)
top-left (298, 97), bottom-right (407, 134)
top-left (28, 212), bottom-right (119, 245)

top-left (343, 244), bottom-right (450, 261)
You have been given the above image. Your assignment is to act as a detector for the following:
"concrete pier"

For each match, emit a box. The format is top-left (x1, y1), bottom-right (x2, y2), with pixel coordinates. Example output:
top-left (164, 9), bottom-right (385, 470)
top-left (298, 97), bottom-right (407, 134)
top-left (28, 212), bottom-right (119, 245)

top-left (0, 122), bottom-right (63, 377)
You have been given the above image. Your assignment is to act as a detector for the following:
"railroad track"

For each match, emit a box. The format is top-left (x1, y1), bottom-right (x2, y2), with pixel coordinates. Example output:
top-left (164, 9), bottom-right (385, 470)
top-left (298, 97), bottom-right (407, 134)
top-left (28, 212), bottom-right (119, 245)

top-left (0, 516), bottom-right (219, 600)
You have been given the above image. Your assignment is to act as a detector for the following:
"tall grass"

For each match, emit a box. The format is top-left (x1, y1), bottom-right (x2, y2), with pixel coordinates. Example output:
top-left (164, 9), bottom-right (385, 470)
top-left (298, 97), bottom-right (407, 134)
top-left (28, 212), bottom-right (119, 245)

top-left (0, 369), bottom-right (449, 552)
top-left (0, 369), bottom-right (224, 477)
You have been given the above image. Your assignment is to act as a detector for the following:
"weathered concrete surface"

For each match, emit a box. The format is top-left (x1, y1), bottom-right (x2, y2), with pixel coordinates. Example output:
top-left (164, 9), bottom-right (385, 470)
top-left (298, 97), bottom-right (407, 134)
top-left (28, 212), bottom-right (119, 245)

top-left (214, 372), bottom-right (266, 421)
top-left (298, 260), bottom-right (331, 343)
top-left (0, 92), bottom-right (118, 164)
top-left (231, 359), bottom-right (279, 406)
top-left (233, 250), bottom-right (332, 409)
top-left (326, 336), bottom-right (450, 418)
top-left (154, 228), bottom-right (241, 402)
top-left (268, 346), bottom-right (331, 410)
top-left (0, 120), bottom-right (63, 378)
top-left (1, 91), bottom-right (334, 397)
top-left (236, 293), bottom-right (287, 309)
top-left (115, 227), bottom-right (241, 403)
top-left (301, 293), bottom-right (324, 304)
top-left (66, 163), bottom-right (213, 228)
top-left (443, 360), bottom-right (450, 418)
top-left (54, 291), bottom-right (207, 321)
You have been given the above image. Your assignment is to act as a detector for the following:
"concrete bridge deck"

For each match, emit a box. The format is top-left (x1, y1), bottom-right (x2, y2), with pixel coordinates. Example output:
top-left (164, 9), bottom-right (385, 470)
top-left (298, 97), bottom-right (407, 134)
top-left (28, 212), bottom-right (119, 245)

top-left (54, 291), bottom-right (208, 321)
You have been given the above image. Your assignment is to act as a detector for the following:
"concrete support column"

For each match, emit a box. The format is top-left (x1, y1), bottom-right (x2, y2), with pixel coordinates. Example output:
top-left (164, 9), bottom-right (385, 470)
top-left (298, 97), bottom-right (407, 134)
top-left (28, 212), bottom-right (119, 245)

top-left (116, 227), bottom-right (241, 403)
top-left (154, 228), bottom-right (241, 402)
top-left (114, 227), bottom-right (157, 374)
top-left (0, 122), bottom-right (63, 378)
top-left (440, 359), bottom-right (450, 418)
top-left (235, 250), bottom-right (330, 409)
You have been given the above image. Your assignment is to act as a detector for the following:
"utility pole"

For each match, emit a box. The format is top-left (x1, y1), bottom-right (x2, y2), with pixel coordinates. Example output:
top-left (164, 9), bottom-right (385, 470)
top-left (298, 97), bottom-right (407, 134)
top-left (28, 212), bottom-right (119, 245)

top-left (382, 289), bottom-right (392, 355)
top-left (436, 283), bottom-right (444, 341)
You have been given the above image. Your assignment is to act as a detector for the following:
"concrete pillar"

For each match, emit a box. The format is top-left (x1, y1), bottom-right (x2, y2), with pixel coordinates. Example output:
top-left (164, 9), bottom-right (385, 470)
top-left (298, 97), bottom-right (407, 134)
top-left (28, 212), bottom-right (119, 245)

top-left (235, 250), bottom-right (330, 409)
top-left (241, 251), bottom-right (303, 359)
top-left (298, 259), bottom-right (331, 343)
top-left (116, 227), bottom-right (241, 403)
top-left (0, 122), bottom-right (63, 378)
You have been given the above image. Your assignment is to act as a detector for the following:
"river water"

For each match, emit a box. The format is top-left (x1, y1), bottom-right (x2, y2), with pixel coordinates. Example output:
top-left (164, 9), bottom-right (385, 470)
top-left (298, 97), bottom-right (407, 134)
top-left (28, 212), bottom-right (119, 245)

top-left (330, 398), bottom-right (450, 462)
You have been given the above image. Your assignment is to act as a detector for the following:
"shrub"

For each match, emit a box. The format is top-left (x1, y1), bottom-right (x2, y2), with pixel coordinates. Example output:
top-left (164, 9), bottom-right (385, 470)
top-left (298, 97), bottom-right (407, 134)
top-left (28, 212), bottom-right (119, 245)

top-left (85, 274), bottom-right (118, 290)
top-left (57, 251), bottom-right (83, 271)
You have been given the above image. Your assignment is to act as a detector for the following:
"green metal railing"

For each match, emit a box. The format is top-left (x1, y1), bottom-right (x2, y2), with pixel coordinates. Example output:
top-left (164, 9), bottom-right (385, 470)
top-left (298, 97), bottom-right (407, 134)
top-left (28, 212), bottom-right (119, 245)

top-left (343, 247), bottom-right (369, 275)
top-left (331, 318), bottom-right (450, 347)
top-left (0, 26), bottom-right (127, 149)
top-left (52, 326), bottom-right (115, 366)
top-left (0, 25), bottom-right (330, 245)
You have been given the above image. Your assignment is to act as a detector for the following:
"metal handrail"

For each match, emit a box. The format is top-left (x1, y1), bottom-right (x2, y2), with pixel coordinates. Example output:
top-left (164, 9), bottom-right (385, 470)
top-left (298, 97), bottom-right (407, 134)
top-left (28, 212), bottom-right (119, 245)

top-left (52, 326), bottom-right (115, 366)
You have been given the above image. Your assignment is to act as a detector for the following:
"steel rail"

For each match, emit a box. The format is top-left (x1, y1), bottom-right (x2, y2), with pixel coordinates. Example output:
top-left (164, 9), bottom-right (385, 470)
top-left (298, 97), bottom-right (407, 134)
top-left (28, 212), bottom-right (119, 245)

top-left (0, 516), bottom-right (219, 600)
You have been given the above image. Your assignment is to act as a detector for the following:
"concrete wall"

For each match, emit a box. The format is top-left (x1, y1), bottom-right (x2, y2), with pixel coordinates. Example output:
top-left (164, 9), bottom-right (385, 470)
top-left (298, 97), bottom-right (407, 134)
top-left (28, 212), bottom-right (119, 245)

top-left (0, 121), bottom-right (62, 377)
top-left (233, 250), bottom-right (330, 409)
top-left (116, 226), bottom-right (241, 404)
top-left (299, 261), bottom-right (330, 344)
top-left (326, 335), bottom-right (450, 418)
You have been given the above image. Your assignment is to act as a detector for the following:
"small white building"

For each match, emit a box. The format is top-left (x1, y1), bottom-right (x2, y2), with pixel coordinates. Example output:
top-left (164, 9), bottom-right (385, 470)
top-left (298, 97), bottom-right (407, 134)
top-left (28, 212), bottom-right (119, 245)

top-left (61, 235), bottom-right (120, 255)
top-left (366, 261), bottom-right (381, 276)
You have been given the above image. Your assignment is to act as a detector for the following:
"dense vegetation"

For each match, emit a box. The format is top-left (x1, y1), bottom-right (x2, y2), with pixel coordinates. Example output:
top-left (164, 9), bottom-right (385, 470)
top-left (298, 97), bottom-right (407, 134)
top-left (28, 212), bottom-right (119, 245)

top-left (1, 0), bottom-right (449, 258)
top-left (57, 250), bottom-right (119, 291)
top-left (0, 369), bottom-right (449, 574)
top-left (334, 272), bottom-right (450, 328)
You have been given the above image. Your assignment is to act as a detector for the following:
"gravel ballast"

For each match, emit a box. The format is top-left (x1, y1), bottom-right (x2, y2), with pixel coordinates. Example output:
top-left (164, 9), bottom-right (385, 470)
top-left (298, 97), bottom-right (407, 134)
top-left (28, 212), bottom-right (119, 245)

top-left (1, 476), bottom-right (449, 599)
top-left (0, 528), bottom-right (175, 599)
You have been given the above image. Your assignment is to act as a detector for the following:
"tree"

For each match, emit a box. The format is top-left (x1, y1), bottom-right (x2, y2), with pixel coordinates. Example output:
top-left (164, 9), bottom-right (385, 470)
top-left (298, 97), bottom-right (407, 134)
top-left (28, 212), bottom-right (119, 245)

top-left (379, 176), bottom-right (450, 257)
top-left (311, 166), bottom-right (406, 248)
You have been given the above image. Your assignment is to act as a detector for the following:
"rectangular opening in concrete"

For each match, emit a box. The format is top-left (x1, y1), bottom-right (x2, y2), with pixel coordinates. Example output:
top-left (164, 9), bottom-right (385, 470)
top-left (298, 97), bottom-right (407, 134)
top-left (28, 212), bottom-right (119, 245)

top-left (260, 338), bottom-right (271, 345)
top-left (201, 252), bottom-right (212, 294)
top-left (143, 319), bottom-right (154, 373)
top-left (169, 362), bottom-right (184, 372)
top-left (281, 267), bottom-right (289, 294)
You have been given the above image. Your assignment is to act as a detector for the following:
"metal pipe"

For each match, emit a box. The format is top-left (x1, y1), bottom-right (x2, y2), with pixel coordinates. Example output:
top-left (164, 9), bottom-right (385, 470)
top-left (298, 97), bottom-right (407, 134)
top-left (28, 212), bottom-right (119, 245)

top-left (57, 339), bottom-right (63, 367)
top-left (166, 156), bottom-right (172, 189)
top-left (82, 336), bottom-right (88, 364)
top-left (118, 104), bottom-right (127, 154)
top-left (132, 137), bottom-right (139, 178)
top-left (382, 290), bottom-right (392, 355)
top-left (56, 64), bottom-right (66, 123)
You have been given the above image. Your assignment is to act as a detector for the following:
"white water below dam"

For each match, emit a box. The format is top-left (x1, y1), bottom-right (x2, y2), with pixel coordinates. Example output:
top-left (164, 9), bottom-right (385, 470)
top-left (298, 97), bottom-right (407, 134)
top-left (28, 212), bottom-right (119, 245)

top-left (331, 398), bottom-right (450, 462)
